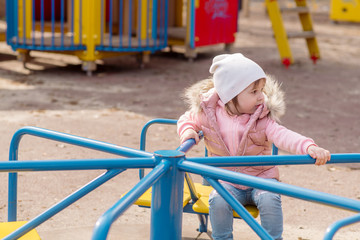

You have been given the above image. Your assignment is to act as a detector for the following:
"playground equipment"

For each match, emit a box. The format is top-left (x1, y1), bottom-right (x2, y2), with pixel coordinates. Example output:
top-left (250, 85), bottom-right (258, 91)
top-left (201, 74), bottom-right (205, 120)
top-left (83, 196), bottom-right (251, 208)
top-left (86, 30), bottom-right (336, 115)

top-left (134, 118), bottom-right (259, 238)
top-left (0, 119), bottom-right (360, 239)
top-left (265, 0), bottom-right (320, 67)
top-left (330, 0), bottom-right (360, 23)
top-left (5, 0), bottom-right (169, 75)
top-left (4, 0), bottom-right (239, 74)
top-left (167, 0), bottom-right (239, 59)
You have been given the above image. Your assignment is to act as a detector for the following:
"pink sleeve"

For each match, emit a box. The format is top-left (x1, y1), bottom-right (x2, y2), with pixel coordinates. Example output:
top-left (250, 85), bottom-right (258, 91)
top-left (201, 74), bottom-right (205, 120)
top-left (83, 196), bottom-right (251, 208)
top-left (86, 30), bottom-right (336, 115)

top-left (266, 119), bottom-right (316, 155)
top-left (177, 111), bottom-right (202, 137)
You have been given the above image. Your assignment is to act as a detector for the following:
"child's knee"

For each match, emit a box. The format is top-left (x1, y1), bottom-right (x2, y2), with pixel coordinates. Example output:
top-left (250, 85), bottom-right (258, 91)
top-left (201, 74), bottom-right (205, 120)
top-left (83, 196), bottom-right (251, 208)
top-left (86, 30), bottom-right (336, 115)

top-left (209, 191), bottom-right (232, 211)
top-left (255, 190), bottom-right (282, 209)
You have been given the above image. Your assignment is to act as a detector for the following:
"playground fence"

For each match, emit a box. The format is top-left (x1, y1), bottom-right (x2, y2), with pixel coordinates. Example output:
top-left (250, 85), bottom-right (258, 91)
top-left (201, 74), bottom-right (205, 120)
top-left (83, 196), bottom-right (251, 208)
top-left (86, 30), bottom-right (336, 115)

top-left (5, 0), bottom-right (168, 74)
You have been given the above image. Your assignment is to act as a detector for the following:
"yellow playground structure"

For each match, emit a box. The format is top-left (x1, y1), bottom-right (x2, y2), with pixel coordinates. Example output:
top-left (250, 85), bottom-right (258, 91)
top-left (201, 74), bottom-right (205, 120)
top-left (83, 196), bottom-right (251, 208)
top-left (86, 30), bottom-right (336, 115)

top-left (330, 0), bottom-right (360, 22)
top-left (265, 0), bottom-right (320, 67)
top-left (5, 0), bottom-right (239, 75)
top-left (6, 0), bottom-right (171, 75)
top-left (4, 0), bottom-right (326, 72)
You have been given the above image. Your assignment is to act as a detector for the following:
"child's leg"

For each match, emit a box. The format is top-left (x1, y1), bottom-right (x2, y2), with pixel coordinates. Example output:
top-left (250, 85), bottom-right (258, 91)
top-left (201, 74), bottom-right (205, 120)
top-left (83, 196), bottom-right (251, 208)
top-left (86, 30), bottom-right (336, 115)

top-left (209, 183), bottom-right (247, 240)
top-left (252, 179), bottom-right (283, 240)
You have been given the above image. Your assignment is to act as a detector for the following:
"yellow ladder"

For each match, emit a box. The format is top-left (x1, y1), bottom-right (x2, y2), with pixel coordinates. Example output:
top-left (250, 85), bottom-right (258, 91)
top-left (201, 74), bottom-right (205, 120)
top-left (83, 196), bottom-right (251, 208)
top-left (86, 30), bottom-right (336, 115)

top-left (265, 0), bottom-right (320, 67)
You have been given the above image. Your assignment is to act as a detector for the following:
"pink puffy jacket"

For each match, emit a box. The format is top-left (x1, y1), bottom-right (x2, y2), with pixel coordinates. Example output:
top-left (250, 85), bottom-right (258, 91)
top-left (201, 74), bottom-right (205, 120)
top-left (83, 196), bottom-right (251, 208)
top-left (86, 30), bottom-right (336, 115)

top-left (177, 76), bottom-right (315, 189)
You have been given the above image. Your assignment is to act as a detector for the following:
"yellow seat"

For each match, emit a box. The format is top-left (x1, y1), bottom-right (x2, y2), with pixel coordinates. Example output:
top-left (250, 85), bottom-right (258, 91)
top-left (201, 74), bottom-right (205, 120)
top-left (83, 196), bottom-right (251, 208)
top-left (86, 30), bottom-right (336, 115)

top-left (190, 183), bottom-right (259, 218)
top-left (0, 221), bottom-right (41, 240)
top-left (130, 185), bottom-right (192, 208)
top-left (130, 180), bottom-right (259, 219)
top-left (184, 182), bottom-right (213, 197)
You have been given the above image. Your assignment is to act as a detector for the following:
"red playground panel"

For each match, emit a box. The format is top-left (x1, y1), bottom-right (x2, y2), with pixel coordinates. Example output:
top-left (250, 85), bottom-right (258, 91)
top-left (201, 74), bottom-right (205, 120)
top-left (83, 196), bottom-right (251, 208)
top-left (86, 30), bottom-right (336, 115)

top-left (194, 0), bottom-right (238, 47)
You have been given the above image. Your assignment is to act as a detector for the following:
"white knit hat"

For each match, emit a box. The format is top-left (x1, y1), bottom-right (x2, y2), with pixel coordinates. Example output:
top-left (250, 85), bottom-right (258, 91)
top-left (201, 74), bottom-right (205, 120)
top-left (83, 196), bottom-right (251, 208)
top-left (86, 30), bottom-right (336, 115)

top-left (209, 53), bottom-right (266, 104)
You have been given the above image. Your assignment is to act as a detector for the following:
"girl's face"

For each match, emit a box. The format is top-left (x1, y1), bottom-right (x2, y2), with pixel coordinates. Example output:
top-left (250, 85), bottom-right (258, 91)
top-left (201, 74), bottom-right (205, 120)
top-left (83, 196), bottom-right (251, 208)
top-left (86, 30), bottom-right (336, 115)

top-left (228, 78), bottom-right (266, 115)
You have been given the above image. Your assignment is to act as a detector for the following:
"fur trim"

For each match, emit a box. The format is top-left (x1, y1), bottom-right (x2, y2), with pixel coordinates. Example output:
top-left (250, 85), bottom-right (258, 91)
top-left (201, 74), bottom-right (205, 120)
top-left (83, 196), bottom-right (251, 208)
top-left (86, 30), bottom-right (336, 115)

top-left (183, 78), bottom-right (214, 113)
top-left (263, 75), bottom-right (286, 122)
top-left (183, 75), bottom-right (286, 122)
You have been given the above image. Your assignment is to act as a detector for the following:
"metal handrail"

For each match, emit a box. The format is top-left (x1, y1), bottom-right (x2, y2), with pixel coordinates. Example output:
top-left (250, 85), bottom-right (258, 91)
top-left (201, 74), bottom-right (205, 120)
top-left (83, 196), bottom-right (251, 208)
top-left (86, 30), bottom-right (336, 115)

top-left (10, 126), bottom-right (152, 160)
top-left (92, 124), bottom-right (201, 240)
top-left (178, 157), bottom-right (360, 239)
top-left (178, 159), bottom-right (360, 212)
top-left (139, 118), bottom-right (178, 153)
top-left (4, 169), bottom-right (125, 240)
top-left (6, 126), bottom-right (154, 239)
top-left (2, 158), bottom-right (155, 172)
top-left (139, 118), bottom-right (202, 202)
top-left (324, 213), bottom-right (360, 240)
top-left (187, 153), bottom-right (360, 167)
top-left (3, 122), bottom-right (360, 239)
top-left (92, 161), bottom-right (171, 240)
top-left (135, 118), bottom-right (359, 239)
top-left (139, 118), bottom-right (177, 179)
top-left (205, 177), bottom-right (272, 239)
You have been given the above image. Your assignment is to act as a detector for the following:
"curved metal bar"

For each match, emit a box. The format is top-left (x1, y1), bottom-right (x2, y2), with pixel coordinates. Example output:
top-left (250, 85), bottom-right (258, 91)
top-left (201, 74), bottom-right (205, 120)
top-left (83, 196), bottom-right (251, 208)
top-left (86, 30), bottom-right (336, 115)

top-left (92, 160), bottom-right (171, 240)
top-left (4, 169), bottom-right (125, 240)
top-left (0, 158), bottom-right (155, 172)
top-left (139, 118), bottom-right (177, 179)
top-left (178, 160), bottom-right (360, 213)
top-left (139, 118), bottom-right (178, 151)
top-left (176, 131), bottom-right (204, 202)
top-left (205, 177), bottom-right (272, 240)
top-left (10, 126), bottom-right (153, 160)
top-left (176, 131), bottom-right (203, 153)
top-left (186, 153), bottom-right (360, 167)
top-left (324, 213), bottom-right (360, 240)
top-left (6, 122), bottom-right (360, 240)
top-left (138, 118), bottom-right (205, 206)
top-left (8, 126), bottom-right (152, 221)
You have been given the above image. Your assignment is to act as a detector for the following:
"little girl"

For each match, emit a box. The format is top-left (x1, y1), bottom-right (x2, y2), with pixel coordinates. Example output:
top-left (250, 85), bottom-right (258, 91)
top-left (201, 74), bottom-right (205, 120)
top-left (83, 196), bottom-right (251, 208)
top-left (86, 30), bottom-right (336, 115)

top-left (177, 53), bottom-right (330, 240)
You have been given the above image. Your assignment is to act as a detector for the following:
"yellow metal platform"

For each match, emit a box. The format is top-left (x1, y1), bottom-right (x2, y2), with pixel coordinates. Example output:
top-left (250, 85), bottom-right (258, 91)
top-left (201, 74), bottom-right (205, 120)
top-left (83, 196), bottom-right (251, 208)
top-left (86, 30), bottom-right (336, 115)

top-left (0, 221), bottom-right (41, 240)
top-left (330, 0), bottom-right (360, 22)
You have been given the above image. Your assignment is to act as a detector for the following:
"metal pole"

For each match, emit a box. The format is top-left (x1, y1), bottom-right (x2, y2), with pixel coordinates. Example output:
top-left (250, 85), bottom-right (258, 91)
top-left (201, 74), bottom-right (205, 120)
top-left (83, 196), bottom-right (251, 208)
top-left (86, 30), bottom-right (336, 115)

top-left (179, 160), bottom-right (360, 212)
top-left (139, 118), bottom-right (177, 179)
top-left (8, 132), bottom-right (21, 221)
top-left (8, 126), bottom-right (153, 221)
top-left (205, 177), bottom-right (272, 240)
top-left (92, 160), bottom-right (171, 239)
top-left (187, 153), bottom-right (360, 167)
top-left (4, 169), bottom-right (124, 240)
top-left (10, 127), bottom-right (153, 158)
top-left (150, 150), bottom-right (185, 240)
top-left (324, 213), bottom-right (360, 240)
top-left (0, 158), bottom-right (155, 172)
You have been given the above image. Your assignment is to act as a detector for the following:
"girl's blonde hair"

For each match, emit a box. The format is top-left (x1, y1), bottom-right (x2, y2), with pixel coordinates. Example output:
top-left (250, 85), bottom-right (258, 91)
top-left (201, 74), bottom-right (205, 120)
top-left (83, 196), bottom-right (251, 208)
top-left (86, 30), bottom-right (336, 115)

top-left (224, 78), bottom-right (265, 116)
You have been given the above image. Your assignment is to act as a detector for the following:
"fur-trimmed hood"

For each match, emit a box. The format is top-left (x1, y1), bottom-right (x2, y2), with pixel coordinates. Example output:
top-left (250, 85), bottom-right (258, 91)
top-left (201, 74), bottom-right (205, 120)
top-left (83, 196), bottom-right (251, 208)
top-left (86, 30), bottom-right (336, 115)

top-left (183, 74), bottom-right (286, 122)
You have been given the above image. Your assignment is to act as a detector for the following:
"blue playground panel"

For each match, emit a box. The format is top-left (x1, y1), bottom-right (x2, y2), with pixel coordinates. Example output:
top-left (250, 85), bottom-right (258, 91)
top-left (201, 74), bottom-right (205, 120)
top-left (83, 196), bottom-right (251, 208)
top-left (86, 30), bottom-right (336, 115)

top-left (0, 119), bottom-right (360, 239)
top-left (5, 0), bottom-right (167, 53)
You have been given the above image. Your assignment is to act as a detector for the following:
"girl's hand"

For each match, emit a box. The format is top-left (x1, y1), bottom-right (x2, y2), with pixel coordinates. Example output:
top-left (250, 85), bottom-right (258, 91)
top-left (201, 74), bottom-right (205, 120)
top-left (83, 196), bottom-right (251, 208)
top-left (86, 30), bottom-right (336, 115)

top-left (307, 145), bottom-right (331, 166)
top-left (180, 129), bottom-right (200, 144)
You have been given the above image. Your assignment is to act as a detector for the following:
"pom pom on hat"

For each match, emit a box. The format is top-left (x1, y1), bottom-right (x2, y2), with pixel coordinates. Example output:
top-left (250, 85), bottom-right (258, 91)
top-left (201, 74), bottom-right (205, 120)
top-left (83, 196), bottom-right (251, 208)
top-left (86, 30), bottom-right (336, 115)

top-left (209, 53), bottom-right (266, 104)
